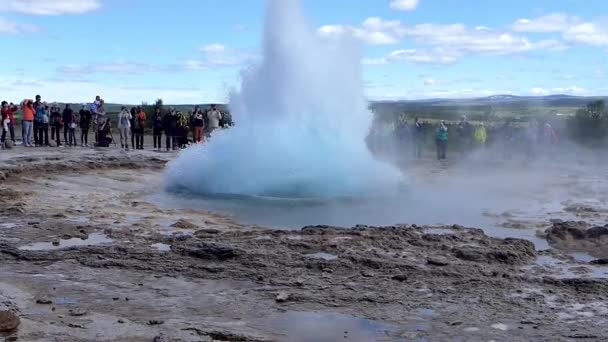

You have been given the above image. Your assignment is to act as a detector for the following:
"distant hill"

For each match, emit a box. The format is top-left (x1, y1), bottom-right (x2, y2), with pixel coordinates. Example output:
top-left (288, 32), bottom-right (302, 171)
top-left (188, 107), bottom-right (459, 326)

top-left (369, 95), bottom-right (608, 122)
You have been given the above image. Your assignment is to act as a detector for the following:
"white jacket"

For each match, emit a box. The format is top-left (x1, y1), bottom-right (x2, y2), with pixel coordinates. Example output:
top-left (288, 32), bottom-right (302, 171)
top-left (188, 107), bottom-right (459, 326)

top-left (117, 110), bottom-right (132, 129)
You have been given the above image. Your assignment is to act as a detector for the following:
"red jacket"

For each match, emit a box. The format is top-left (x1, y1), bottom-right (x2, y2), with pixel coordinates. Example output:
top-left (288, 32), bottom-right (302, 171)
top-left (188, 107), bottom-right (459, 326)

top-left (1, 105), bottom-right (18, 125)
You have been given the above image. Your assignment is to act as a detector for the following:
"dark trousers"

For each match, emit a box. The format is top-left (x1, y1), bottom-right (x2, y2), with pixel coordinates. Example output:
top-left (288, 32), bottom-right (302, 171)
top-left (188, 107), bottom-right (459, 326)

top-left (81, 126), bottom-right (89, 145)
top-left (63, 124), bottom-right (70, 145)
top-left (35, 123), bottom-right (49, 146)
top-left (33, 121), bottom-right (39, 145)
top-left (436, 140), bottom-right (447, 160)
top-left (153, 128), bottom-right (162, 149)
top-left (51, 125), bottom-right (62, 145)
top-left (165, 129), bottom-right (174, 150)
top-left (1, 122), bottom-right (15, 143)
top-left (68, 128), bottom-right (76, 145)
top-left (130, 127), bottom-right (135, 149)
top-left (135, 128), bottom-right (144, 149)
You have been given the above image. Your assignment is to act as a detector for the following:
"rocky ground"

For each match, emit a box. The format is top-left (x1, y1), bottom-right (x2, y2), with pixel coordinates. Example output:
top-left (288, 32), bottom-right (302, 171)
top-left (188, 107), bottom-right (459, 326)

top-left (0, 148), bottom-right (606, 341)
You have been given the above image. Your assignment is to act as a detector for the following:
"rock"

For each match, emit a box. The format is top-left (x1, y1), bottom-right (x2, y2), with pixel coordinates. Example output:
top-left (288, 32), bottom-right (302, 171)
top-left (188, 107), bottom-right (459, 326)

top-left (117, 319), bottom-right (125, 324)
top-left (148, 320), bottom-right (164, 325)
top-left (392, 275), bottom-right (408, 282)
top-left (68, 323), bottom-right (86, 329)
top-left (0, 311), bottom-right (20, 332)
top-left (69, 309), bottom-right (87, 317)
top-left (36, 298), bottom-right (52, 305)
top-left (427, 256), bottom-right (450, 266)
top-left (194, 228), bottom-right (221, 237)
top-left (153, 334), bottom-right (169, 342)
top-left (170, 219), bottom-right (197, 229)
top-left (590, 258), bottom-right (608, 265)
top-left (275, 292), bottom-right (290, 302)
top-left (51, 241), bottom-right (60, 246)
top-left (3, 140), bottom-right (14, 150)
top-left (176, 242), bottom-right (237, 261)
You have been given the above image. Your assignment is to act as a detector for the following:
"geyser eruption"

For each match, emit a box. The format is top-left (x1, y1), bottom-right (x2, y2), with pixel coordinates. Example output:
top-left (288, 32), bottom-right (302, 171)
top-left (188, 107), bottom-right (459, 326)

top-left (166, 0), bottom-right (401, 198)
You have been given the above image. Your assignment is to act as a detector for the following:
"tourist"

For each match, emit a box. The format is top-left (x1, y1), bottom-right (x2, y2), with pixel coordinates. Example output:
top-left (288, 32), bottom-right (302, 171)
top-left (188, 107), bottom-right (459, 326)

top-left (457, 115), bottom-right (473, 156)
top-left (91, 96), bottom-right (105, 144)
top-left (129, 107), bottom-right (136, 149)
top-left (68, 110), bottom-right (77, 146)
top-left (436, 121), bottom-right (448, 160)
top-left (1, 101), bottom-right (18, 144)
top-left (51, 106), bottom-right (63, 147)
top-left (117, 106), bottom-right (131, 150)
top-left (474, 123), bottom-right (487, 148)
top-left (62, 104), bottom-right (74, 146)
top-left (38, 104), bottom-right (50, 146)
top-left (135, 106), bottom-right (146, 150)
top-left (96, 118), bottom-right (113, 147)
top-left (192, 107), bottom-right (205, 143)
top-left (153, 108), bottom-right (163, 150)
top-left (79, 105), bottom-right (92, 146)
top-left (413, 117), bottom-right (423, 159)
top-left (206, 104), bottom-right (222, 138)
top-left (33, 95), bottom-right (44, 146)
top-left (163, 109), bottom-right (178, 151)
top-left (20, 99), bottom-right (35, 147)
top-left (177, 111), bottom-right (190, 148)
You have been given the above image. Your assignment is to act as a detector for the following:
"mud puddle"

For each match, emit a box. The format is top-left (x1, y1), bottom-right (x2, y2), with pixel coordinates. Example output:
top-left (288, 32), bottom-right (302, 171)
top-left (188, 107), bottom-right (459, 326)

top-left (19, 233), bottom-right (113, 251)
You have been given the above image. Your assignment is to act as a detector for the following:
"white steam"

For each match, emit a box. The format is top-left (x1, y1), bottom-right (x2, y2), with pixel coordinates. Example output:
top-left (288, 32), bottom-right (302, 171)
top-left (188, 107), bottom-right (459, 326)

top-left (165, 0), bottom-right (401, 198)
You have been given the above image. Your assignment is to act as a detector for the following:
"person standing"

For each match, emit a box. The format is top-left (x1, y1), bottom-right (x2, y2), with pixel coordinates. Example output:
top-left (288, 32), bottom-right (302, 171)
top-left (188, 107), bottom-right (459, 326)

top-left (117, 106), bottom-right (131, 150)
top-left (436, 121), bottom-right (448, 160)
top-left (152, 108), bottom-right (163, 150)
top-left (192, 107), bottom-right (205, 143)
top-left (206, 104), bottom-right (222, 138)
top-left (21, 99), bottom-right (35, 147)
top-left (33, 95), bottom-right (44, 146)
top-left (79, 105), bottom-right (92, 146)
top-left (62, 104), bottom-right (74, 146)
top-left (1, 101), bottom-right (18, 144)
top-left (40, 104), bottom-right (50, 146)
top-left (51, 106), bottom-right (62, 146)
top-left (163, 109), bottom-right (178, 151)
top-left (474, 123), bottom-right (487, 149)
top-left (135, 107), bottom-right (146, 149)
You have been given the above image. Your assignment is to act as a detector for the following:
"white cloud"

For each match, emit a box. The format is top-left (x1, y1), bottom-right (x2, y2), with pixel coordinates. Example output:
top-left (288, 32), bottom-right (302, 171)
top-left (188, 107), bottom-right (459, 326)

top-left (512, 13), bottom-right (608, 46)
top-left (0, 16), bottom-right (39, 33)
top-left (390, 0), bottom-right (419, 11)
top-left (319, 17), bottom-right (406, 45)
top-left (512, 13), bottom-right (576, 33)
top-left (531, 87), bottom-right (550, 96)
top-left (0, 76), bottom-right (209, 104)
top-left (387, 48), bottom-right (460, 64)
top-left (1, 0), bottom-right (101, 15)
top-left (424, 78), bottom-right (439, 86)
top-left (530, 85), bottom-right (587, 96)
top-left (199, 43), bottom-right (226, 53)
top-left (320, 17), bottom-right (567, 56)
top-left (58, 62), bottom-right (160, 75)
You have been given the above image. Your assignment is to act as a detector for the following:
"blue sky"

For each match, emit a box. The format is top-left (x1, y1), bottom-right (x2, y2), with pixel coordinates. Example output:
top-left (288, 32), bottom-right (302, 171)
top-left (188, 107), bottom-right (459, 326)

top-left (1, 0), bottom-right (607, 103)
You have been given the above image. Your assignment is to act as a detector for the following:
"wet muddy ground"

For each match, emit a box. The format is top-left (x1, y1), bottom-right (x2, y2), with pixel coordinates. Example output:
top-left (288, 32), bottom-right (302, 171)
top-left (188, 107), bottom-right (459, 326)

top-left (0, 148), bottom-right (607, 341)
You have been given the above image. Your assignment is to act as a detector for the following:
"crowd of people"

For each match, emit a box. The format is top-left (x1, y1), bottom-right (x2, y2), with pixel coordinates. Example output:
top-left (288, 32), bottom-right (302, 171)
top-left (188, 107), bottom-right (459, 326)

top-left (0, 95), bottom-right (232, 151)
top-left (388, 115), bottom-right (561, 161)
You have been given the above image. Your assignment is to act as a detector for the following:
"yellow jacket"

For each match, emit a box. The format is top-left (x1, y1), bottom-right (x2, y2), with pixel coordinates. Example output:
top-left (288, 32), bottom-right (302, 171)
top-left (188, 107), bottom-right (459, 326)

top-left (474, 126), bottom-right (487, 144)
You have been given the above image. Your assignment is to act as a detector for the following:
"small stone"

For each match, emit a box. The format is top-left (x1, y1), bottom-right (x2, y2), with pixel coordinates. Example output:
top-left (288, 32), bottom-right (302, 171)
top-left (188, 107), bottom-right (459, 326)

top-left (0, 311), bottom-right (20, 332)
top-left (392, 275), bottom-right (408, 282)
top-left (360, 271), bottom-right (374, 278)
top-left (276, 292), bottom-right (290, 302)
top-left (68, 323), bottom-right (86, 329)
top-left (51, 241), bottom-right (60, 246)
top-left (117, 319), bottom-right (125, 324)
top-left (147, 320), bottom-right (165, 325)
top-left (427, 257), bottom-right (450, 266)
top-left (491, 323), bottom-right (508, 331)
top-left (112, 297), bottom-right (119, 301)
top-left (153, 334), bottom-right (169, 342)
top-left (450, 321), bottom-right (463, 326)
top-left (69, 309), bottom-right (87, 317)
top-left (36, 298), bottom-right (52, 305)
